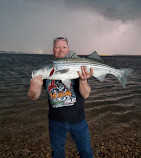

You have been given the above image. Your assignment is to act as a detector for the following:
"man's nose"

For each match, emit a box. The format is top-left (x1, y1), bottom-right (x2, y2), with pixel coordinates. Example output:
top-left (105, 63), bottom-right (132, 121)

top-left (60, 47), bottom-right (64, 52)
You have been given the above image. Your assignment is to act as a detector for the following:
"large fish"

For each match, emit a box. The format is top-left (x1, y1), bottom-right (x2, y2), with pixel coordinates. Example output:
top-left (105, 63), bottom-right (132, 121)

top-left (32, 51), bottom-right (133, 88)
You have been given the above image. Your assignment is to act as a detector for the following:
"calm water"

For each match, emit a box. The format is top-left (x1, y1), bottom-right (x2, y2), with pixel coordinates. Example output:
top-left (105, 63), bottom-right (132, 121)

top-left (0, 53), bottom-right (141, 124)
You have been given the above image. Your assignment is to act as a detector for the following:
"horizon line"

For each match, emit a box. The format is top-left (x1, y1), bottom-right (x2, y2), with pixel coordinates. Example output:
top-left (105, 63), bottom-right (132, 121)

top-left (0, 51), bottom-right (140, 56)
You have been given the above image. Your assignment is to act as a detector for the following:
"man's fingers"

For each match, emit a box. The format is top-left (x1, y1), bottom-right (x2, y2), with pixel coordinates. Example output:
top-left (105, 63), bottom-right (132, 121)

top-left (78, 67), bottom-right (94, 80)
top-left (77, 71), bottom-right (83, 78)
top-left (31, 75), bottom-right (43, 83)
top-left (90, 68), bottom-right (94, 76)
top-left (81, 67), bottom-right (86, 78)
top-left (81, 67), bottom-right (88, 77)
top-left (36, 75), bottom-right (43, 80)
top-left (36, 75), bottom-right (42, 78)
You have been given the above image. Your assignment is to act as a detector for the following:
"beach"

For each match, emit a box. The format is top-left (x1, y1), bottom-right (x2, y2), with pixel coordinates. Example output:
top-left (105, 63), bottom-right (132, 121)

top-left (0, 101), bottom-right (141, 158)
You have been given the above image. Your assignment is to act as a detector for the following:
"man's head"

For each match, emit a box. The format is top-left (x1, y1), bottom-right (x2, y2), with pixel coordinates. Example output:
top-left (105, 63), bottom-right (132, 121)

top-left (53, 37), bottom-right (69, 59)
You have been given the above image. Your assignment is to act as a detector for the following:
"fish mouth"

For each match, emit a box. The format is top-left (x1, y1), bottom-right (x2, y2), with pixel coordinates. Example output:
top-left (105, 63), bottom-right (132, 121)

top-left (32, 70), bottom-right (37, 78)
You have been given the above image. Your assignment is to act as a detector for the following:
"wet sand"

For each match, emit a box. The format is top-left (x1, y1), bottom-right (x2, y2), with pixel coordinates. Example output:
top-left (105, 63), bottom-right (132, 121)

top-left (0, 103), bottom-right (141, 158)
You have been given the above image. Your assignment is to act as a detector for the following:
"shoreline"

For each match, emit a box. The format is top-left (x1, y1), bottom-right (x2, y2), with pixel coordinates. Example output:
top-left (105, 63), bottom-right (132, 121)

top-left (0, 103), bottom-right (141, 158)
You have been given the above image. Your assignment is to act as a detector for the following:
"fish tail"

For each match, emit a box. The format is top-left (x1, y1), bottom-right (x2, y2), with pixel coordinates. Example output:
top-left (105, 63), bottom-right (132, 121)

top-left (117, 68), bottom-right (133, 88)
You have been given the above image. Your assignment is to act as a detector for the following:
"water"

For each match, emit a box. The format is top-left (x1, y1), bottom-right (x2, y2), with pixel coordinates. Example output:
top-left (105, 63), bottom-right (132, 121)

top-left (0, 53), bottom-right (141, 125)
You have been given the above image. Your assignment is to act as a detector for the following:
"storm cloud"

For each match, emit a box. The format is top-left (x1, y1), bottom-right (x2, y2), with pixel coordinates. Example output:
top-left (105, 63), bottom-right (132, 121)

top-left (65, 0), bottom-right (141, 22)
top-left (0, 0), bottom-right (141, 55)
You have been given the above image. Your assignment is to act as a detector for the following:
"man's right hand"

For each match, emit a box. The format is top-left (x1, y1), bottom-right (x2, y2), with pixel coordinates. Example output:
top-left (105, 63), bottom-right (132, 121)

top-left (28, 76), bottom-right (43, 100)
top-left (30, 76), bottom-right (43, 88)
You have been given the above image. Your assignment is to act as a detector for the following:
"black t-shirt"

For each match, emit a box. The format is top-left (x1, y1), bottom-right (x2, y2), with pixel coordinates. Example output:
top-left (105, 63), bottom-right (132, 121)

top-left (43, 79), bottom-right (85, 124)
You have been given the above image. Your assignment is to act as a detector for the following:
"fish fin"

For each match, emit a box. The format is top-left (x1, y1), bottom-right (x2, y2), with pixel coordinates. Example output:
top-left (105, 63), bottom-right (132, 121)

top-left (62, 79), bottom-right (71, 89)
top-left (88, 51), bottom-right (103, 62)
top-left (55, 69), bottom-right (70, 74)
top-left (117, 68), bottom-right (133, 88)
top-left (94, 74), bottom-right (107, 82)
top-left (65, 51), bottom-right (79, 58)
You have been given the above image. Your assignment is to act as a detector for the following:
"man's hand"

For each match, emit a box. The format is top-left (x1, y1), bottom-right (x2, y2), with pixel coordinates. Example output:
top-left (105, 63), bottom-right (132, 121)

top-left (28, 76), bottom-right (43, 100)
top-left (77, 67), bottom-right (94, 99)
top-left (30, 76), bottom-right (43, 88)
top-left (77, 67), bottom-right (93, 80)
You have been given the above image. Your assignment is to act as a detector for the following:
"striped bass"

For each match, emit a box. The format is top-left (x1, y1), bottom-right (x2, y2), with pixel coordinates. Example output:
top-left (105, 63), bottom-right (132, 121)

top-left (32, 51), bottom-right (133, 88)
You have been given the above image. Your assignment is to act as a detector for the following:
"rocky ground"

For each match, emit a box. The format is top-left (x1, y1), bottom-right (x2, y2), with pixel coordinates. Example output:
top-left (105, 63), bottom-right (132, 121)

top-left (0, 103), bottom-right (141, 158)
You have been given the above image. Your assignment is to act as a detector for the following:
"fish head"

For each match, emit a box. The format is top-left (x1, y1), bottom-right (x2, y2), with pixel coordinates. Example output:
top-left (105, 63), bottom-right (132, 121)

top-left (32, 61), bottom-right (54, 79)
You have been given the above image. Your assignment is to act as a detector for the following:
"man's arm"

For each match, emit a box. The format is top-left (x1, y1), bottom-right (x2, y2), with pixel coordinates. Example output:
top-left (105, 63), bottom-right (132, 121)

top-left (27, 76), bottom-right (43, 100)
top-left (78, 67), bottom-right (93, 99)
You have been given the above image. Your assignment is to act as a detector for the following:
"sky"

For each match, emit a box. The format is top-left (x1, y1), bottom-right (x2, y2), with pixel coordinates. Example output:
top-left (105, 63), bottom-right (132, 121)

top-left (0, 0), bottom-right (141, 55)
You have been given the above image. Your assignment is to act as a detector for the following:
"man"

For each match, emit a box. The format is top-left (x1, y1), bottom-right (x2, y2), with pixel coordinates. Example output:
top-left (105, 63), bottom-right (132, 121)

top-left (28, 37), bottom-right (94, 158)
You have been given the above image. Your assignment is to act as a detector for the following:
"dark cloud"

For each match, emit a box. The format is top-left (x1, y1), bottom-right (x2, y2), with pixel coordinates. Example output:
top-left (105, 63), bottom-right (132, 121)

top-left (3, 0), bottom-right (140, 22)
top-left (64, 0), bottom-right (141, 22)
top-left (0, 0), bottom-right (140, 54)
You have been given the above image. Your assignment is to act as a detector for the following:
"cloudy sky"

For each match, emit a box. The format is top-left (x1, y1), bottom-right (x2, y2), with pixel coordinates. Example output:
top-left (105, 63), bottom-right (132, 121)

top-left (0, 0), bottom-right (141, 55)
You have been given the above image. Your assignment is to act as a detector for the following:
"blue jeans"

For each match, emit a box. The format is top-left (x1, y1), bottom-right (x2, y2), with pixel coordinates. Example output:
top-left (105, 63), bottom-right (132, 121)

top-left (49, 119), bottom-right (93, 158)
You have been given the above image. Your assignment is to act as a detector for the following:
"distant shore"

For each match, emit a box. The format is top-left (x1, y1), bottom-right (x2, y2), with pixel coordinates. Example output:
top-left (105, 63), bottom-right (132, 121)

top-left (0, 51), bottom-right (141, 56)
top-left (0, 103), bottom-right (140, 158)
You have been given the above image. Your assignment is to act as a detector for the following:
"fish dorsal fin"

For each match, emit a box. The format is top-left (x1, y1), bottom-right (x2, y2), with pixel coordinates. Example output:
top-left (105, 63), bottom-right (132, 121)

top-left (65, 51), bottom-right (79, 58)
top-left (88, 51), bottom-right (103, 62)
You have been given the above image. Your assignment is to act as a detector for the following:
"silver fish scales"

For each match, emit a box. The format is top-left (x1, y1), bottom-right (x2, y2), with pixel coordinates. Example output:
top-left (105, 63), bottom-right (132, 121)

top-left (32, 51), bottom-right (133, 88)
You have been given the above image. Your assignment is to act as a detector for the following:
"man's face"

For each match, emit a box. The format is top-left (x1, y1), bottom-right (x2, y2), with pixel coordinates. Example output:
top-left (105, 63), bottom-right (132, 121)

top-left (53, 40), bottom-right (69, 59)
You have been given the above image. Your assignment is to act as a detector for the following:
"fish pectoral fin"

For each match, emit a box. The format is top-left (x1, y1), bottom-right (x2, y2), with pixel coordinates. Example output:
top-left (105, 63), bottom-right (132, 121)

top-left (95, 74), bottom-right (107, 82)
top-left (55, 68), bottom-right (70, 74)
top-left (62, 79), bottom-right (71, 89)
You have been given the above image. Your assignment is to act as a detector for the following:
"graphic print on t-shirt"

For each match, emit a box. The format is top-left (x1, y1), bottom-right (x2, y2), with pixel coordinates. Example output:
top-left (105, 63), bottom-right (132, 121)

top-left (46, 80), bottom-right (76, 108)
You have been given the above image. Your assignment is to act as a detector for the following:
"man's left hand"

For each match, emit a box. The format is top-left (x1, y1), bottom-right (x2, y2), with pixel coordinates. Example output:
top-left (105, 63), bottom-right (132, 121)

top-left (77, 67), bottom-right (93, 80)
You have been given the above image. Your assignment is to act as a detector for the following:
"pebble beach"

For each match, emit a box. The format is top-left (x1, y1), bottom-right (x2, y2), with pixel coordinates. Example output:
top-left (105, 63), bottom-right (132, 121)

top-left (0, 102), bottom-right (140, 158)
